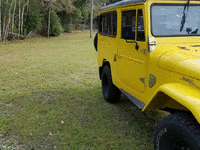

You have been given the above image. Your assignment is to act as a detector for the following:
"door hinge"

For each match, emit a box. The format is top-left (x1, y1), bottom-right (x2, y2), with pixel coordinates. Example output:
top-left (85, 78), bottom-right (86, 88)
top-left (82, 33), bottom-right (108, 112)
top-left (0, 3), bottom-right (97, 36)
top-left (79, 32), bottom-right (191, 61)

top-left (140, 77), bottom-right (145, 83)
top-left (114, 55), bottom-right (116, 61)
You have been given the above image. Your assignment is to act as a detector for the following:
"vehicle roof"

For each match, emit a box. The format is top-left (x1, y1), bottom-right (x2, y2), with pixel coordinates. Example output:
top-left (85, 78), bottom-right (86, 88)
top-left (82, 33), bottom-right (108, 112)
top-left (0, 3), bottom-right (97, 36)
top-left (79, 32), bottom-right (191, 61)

top-left (99, 0), bottom-right (198, 11)
top-left (99, 0), bottom-right (146, 11)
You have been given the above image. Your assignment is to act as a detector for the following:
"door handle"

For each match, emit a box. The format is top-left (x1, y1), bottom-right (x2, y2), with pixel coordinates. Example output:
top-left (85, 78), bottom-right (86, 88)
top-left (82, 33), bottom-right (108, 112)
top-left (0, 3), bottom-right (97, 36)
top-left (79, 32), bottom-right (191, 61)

top-left (116, 55), bottom-right (121, 58)
top-left (114, 54), bottom-right (121, 61)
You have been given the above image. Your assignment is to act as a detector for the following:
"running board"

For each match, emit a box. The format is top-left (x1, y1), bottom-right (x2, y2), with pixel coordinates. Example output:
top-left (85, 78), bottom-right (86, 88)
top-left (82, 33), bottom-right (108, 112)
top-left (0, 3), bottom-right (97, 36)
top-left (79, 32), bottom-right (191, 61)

top-left (120, 89), bottom-right (145, 110)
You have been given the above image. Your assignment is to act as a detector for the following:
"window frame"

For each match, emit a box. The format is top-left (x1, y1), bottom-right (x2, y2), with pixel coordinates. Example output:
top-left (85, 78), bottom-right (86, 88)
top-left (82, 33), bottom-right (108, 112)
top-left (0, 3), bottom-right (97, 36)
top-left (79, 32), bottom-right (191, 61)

top-left (121, 8), bottom-right (145, 41)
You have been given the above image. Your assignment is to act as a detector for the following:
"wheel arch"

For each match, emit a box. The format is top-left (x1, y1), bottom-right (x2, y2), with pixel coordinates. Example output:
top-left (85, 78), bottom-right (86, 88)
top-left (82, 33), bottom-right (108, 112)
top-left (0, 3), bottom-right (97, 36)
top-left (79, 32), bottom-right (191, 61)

top-left (143, 83), bottom-right (200, 124)
top-left (94, 33), bottom-right (98, 51)
top-left (99, 60), bottom-right (110, 80)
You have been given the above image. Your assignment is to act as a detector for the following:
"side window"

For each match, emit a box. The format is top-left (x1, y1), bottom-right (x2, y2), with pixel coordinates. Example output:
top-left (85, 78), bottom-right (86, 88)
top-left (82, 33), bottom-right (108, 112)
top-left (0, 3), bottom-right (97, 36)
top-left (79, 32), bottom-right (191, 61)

top-left (99, 11), bottom-right (117, 37)
top-left (107, 14), bottom-right (111, 35)
top-left (112, 13), bottom-right (117, 36)
top-left (137, 9), bottom-right (145, 41)
top-left (121, 10), bottom-right (136, 40)
top-left (100, 15), bottom-right (104, 33)
top-left (104, 15), bottom-right (108, 34)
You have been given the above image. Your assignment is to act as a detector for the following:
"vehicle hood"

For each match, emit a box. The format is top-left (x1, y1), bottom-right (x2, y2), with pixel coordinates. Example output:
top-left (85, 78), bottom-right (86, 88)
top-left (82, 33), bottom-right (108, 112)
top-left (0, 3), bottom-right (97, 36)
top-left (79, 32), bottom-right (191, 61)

top-left (158, 48), bottom-right (200, 79)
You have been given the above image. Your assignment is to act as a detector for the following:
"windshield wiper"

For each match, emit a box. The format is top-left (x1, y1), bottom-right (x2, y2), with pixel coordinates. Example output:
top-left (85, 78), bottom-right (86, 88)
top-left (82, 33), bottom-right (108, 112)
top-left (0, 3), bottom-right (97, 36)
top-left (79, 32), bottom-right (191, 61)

top-left (180, 0), bottom-right (190, 32)
top-left (191, 29), bottom-right (198, 34)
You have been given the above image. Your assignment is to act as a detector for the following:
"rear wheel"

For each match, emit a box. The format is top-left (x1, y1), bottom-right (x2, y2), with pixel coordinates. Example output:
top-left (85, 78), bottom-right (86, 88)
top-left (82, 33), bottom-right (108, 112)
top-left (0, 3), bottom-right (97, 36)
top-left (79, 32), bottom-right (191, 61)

top-left (154, 112), bottom-right (200, 150)
top-left (101, 65), bottom-right (121, 103)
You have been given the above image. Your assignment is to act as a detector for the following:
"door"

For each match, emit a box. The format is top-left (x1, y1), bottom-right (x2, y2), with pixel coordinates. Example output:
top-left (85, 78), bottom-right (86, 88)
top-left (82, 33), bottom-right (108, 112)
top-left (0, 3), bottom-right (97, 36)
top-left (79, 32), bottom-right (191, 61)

top-left (117, 9), bottom-right (147, 93)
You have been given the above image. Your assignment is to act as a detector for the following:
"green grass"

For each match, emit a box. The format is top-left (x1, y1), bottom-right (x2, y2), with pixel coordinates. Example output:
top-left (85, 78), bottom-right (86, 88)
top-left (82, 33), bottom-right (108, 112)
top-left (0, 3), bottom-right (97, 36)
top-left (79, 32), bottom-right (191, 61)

top-left (0, 31), bottom-right (168, 150)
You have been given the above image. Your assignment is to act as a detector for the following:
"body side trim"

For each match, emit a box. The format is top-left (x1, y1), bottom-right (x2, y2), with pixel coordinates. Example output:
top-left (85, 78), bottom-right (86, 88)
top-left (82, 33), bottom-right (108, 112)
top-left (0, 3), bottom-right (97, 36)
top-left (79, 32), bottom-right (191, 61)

top-left (120, 89), bottom-right (146, 110)
top-left (143, 83), bottom-right (200, 124)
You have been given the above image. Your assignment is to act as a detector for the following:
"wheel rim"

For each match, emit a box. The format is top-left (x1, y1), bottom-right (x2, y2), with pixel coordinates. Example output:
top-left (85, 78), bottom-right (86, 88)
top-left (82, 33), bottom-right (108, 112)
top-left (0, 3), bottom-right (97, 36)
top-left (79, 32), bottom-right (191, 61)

top-left (171, 139), bottom-right (190, 150)
top-left (165, 135), bottom-right (190, 150)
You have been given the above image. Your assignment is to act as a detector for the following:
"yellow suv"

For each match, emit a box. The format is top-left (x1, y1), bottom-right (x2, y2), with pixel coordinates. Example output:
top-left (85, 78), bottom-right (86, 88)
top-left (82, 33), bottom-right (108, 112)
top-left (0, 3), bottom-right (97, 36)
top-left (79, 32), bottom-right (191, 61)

top-left (94, 0), bottom-right (200, 149)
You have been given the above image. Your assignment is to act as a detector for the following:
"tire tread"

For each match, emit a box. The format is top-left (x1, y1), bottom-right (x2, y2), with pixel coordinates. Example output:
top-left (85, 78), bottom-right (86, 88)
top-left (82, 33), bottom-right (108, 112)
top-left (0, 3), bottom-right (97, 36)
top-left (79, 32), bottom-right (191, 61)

top-left (154, 112), bottom-right (200, 150)
top-left (101, 65), bottom-right (120, 103)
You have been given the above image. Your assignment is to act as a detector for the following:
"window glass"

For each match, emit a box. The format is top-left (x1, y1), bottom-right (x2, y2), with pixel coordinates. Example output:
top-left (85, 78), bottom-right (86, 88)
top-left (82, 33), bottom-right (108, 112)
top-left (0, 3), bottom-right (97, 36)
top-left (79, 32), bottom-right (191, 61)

top-left (99, 11), bottom-right (117, 37)
top-left (121, 10), bottom-right (136, 40)
top-left (100, 16), bottom-right (104, 33)
top-left (111, 14), bottom-right (114, 35)
top-left (113, 13), bottom-right (117, 36)
top-left (137, 9), bottom-right (145, 41)
top-left (104, 15), bottom-right (108, 34)
top-left (107, 14), bottom-right (111, 35)
top-left (151, 5), bottom-right (200, 36)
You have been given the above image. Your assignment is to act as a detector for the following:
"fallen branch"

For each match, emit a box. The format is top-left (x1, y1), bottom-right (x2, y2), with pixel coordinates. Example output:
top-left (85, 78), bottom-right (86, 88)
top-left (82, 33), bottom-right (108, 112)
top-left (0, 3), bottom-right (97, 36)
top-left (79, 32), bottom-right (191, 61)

top-left (7, 30), bottom-right (33, 40)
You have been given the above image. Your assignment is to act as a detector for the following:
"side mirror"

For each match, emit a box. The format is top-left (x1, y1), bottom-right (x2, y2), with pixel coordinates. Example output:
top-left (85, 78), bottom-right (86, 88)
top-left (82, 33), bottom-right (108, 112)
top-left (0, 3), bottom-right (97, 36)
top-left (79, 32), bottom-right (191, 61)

top-left (122, 25), bottom-right (132, 39)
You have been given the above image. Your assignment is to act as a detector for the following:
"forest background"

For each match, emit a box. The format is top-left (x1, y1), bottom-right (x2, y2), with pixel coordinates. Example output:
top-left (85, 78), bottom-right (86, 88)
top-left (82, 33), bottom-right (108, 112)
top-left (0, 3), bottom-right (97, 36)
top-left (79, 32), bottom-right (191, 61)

top-left (0, 0), bottom-right (122, 42)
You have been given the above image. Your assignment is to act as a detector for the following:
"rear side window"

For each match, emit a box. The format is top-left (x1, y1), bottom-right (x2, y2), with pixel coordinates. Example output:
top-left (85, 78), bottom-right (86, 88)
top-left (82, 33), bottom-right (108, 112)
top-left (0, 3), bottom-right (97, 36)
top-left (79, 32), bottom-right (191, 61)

top-left (99, 11), bottom-right (117, 37)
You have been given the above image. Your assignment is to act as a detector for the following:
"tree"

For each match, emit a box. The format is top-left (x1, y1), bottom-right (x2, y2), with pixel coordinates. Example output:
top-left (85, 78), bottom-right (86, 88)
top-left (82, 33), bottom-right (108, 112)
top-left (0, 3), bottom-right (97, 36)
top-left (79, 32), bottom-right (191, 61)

top-left (21, 0), bottom-right (29, 35)
top-left (26, 0), bottom-right (43, 34)
top-left (48, 0), bottom-right (52, 38)
top-left (18, 0), bottom-right (21, 38)
top-left (0, 0), bottom-right (1, 41)
top-left (49, 10), bottom-right (63, 36)
top-left (0, 0), bottom-right (107, 41)
top-left (11, 0), bottom-right (16, 33)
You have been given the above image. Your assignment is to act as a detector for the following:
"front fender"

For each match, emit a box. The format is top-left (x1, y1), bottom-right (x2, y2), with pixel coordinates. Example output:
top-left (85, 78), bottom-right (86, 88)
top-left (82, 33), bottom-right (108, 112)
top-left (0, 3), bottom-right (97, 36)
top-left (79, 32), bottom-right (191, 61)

top-left (143, 83), bottom-right (200, 124)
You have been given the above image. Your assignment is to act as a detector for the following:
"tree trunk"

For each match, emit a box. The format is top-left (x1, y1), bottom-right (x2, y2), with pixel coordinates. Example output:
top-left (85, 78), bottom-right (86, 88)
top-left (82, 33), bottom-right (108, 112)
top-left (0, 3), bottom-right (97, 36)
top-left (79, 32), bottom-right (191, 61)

top-left (2, 0), bottom-right (8, 41)
top-left (3, 16), bottom-right (5, 41)
top-left (5, 0), bottom-right (14, 41)
top-left (12, 0), bottom-right (16, 33)
top-left (0, 0), bottom-right (1, 42)
top-left (21, 0), bottom-right (29, 35)
top-left (48, 0), bottom-right (52, 38)
top-left (24, 0), bottom-right (29, 35)
top-left (18, 0), bottom-right (21, 39)
top-left (70, 13), bottom-right (72, 24)
top-left (90, 0), bottom-right (93, 38)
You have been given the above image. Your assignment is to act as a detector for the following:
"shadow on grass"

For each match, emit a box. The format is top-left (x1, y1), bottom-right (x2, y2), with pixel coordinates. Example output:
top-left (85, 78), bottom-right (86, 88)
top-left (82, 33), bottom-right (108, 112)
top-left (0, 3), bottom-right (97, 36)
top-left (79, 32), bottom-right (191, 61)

top-left (0, 85), bottom-right (169, 150)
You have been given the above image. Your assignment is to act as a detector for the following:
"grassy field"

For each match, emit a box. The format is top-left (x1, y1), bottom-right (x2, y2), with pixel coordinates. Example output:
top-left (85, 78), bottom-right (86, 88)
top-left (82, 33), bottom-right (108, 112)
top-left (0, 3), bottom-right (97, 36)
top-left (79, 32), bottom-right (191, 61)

top-left (0, 31), bottom-right (168, 150)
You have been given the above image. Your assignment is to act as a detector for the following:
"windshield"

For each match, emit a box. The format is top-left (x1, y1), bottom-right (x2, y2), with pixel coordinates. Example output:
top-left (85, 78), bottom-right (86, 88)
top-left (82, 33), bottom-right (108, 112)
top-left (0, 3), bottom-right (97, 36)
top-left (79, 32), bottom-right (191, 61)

top-left (151, 4), bottom-right (200, 36)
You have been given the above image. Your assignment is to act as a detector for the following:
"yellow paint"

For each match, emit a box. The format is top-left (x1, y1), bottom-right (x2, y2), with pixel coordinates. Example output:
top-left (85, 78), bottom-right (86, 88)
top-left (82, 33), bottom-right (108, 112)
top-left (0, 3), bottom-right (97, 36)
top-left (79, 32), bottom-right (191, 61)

top-left (97, 0), bottom-right (200, 123)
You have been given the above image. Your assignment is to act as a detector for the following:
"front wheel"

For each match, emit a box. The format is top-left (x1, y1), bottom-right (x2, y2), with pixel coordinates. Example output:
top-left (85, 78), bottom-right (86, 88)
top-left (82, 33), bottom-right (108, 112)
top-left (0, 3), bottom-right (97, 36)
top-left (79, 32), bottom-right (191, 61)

top-left (154, 112), bottom-right (200, 150)
top-left (101, 65), bottom-right (121, 103)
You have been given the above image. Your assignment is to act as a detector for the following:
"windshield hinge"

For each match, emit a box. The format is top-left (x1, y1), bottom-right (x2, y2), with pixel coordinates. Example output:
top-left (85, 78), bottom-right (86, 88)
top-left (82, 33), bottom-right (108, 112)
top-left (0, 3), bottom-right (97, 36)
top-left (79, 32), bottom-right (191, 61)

top-left (178, 46), bottom-right (190, 50)
top-left (148, 36), bottom-right (157, 52)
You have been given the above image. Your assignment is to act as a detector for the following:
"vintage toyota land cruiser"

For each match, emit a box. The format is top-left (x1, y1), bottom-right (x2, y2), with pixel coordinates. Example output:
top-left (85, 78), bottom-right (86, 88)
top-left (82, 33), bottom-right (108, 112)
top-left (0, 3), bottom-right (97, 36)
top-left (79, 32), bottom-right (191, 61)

top-left (94, 0), bottom-right (200, 149)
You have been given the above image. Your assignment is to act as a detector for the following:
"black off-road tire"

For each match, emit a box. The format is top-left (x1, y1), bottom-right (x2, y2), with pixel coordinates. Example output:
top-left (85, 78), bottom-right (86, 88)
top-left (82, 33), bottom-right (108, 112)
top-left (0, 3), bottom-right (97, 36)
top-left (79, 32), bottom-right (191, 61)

top-left (94, 33), bottom-right (98, 51)
top-left (101, 65), bottom-right (121, 103)
top-left (154, 112), bottom-right (200, 150)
